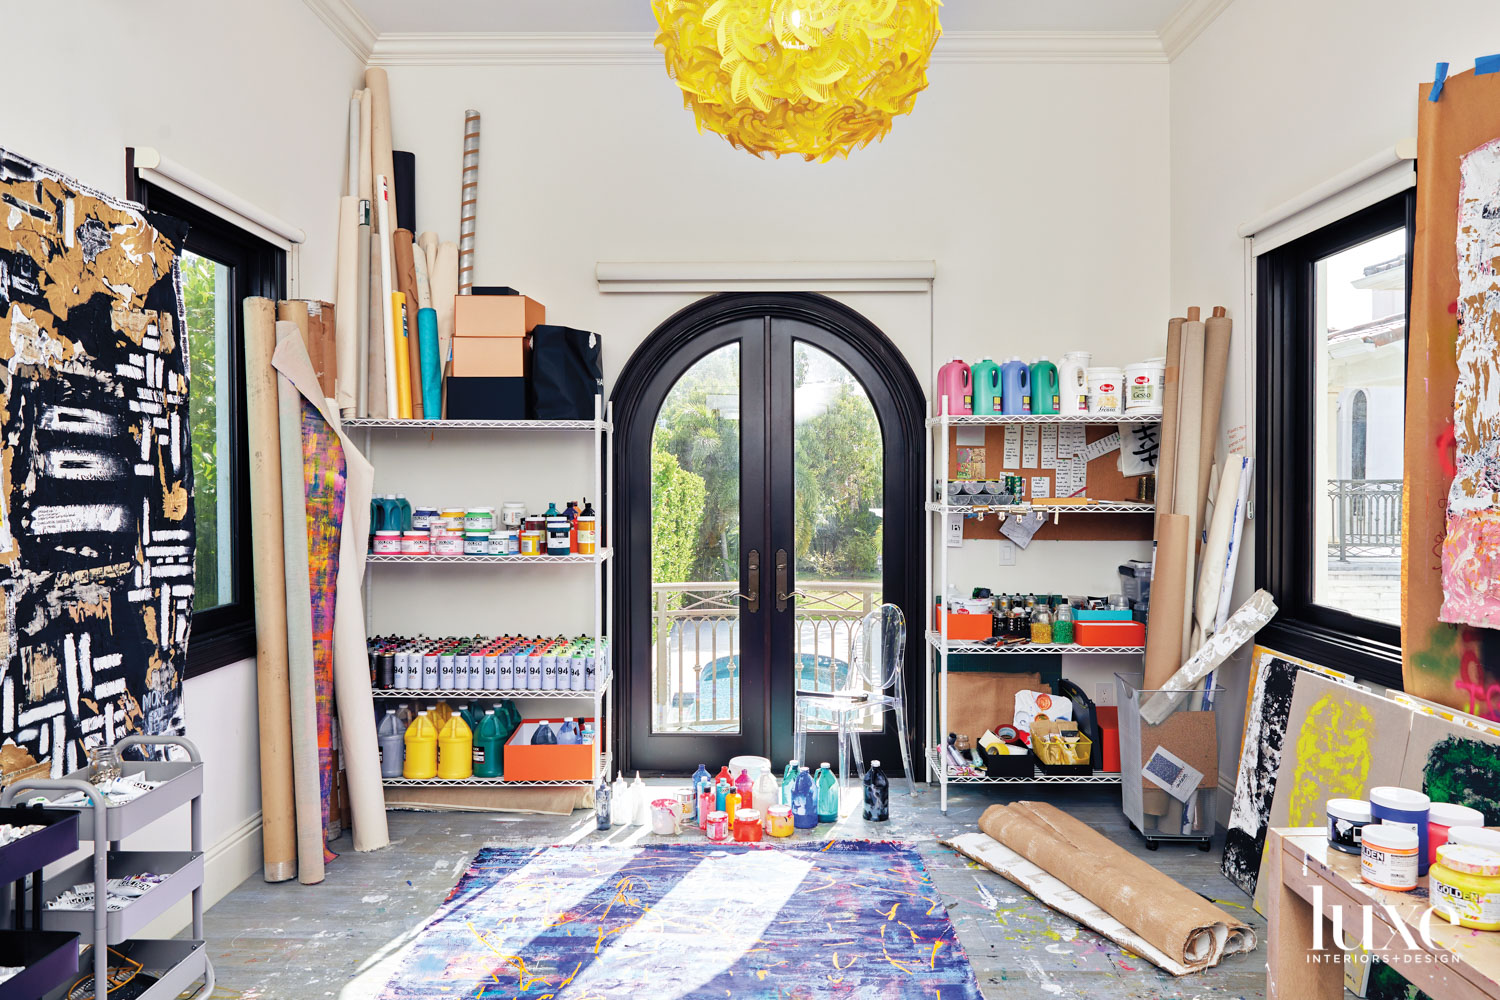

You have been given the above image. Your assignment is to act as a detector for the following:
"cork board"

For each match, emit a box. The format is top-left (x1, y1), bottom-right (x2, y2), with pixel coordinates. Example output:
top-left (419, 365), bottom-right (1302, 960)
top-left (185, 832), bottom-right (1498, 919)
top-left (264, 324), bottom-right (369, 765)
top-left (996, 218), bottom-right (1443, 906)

top-left (946, 425), bottom-right (1154, 542)
top-left (1141, 711), bottom-right (1218, 791)
top-left (947, 671), bottom-right (1043, 742)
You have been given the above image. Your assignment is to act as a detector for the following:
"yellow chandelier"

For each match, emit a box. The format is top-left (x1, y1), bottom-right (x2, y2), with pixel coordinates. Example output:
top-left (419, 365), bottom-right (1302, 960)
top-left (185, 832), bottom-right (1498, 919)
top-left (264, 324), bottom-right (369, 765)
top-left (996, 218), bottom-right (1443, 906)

top-left (651, 0), bottom-right (943, 162)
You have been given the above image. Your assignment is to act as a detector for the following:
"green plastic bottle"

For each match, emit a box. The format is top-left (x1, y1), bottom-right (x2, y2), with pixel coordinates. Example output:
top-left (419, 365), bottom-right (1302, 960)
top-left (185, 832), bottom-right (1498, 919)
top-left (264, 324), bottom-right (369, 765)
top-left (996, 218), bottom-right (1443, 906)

top-left (1030, 357), bottom-right (1060, 415)
top-left (815, 762), bottom-right (839, 823)
top-left (473, 708), bottom-right (505, 778)
top-left (969, 359), bottom-right (1003, 415)
top-left (781, 759), bottom-right (799, 806)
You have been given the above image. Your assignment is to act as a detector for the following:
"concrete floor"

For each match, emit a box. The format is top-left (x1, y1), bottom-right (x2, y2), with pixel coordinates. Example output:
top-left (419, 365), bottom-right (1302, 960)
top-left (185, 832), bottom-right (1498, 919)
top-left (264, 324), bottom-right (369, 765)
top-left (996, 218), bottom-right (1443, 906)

top-left (197, 783), bottom-right (1266, 1000)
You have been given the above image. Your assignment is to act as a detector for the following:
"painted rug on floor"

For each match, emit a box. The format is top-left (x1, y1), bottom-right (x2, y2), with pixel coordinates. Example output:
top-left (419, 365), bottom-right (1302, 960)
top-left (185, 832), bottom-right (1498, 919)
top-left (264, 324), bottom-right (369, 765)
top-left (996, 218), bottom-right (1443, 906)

top-left (376, 841), bottom-right (983, 999)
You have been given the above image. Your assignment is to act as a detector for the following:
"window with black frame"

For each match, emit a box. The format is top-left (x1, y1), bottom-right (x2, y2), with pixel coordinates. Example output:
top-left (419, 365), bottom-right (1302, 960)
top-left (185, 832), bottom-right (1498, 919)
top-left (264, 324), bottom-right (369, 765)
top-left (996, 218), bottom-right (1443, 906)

top-left (132, 181), bottom-right (286, 675)
top-left (1256, 190), bottom-right (1414, 688)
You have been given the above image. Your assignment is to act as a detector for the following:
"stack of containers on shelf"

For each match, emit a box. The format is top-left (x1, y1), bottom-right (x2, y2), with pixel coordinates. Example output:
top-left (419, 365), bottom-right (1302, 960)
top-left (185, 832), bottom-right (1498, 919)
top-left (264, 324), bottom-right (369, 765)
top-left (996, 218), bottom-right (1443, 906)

top-left (371, 499), bottom-right (599, 557)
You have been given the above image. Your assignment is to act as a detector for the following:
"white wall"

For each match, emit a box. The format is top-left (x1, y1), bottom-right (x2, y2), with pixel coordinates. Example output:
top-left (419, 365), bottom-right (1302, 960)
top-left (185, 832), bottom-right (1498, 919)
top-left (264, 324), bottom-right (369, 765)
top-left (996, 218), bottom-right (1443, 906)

top-left (378, 55), bottom-right (1171, 715)
top-left (3, 0), bottom-right (363, 912)
top-left (1169, 0), bottom-right (1500, 805)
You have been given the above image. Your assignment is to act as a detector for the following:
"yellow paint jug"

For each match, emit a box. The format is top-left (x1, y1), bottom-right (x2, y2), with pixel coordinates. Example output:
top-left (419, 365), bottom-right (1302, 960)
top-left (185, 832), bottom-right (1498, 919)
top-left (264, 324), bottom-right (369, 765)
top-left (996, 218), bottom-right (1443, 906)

top-left (403, 711), bottom-right (438, 780)
top-left (437, 713), bottom-right (474, 780)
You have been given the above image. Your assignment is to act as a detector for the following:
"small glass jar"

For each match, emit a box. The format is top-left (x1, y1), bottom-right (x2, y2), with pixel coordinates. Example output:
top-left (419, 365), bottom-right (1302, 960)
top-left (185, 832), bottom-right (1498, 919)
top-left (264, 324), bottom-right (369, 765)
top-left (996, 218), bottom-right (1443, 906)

top-left (1030, 609), bottom-right (1053, 645)
top-left (1051, 604), bottom-right (1075, 644)
top-left (90, 744), bottom-right (123, 784)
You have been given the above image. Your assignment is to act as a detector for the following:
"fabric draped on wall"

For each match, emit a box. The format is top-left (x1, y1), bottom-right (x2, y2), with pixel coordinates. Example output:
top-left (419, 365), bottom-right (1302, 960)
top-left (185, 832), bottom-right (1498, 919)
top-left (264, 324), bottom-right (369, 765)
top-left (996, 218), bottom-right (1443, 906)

top-left (1404, 68), bottom-right (1500, 719)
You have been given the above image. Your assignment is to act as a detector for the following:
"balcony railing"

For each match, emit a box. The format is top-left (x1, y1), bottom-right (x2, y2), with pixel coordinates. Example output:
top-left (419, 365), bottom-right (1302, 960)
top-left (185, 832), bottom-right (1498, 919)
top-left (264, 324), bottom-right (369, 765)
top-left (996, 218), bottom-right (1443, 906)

top-left (1327, 478), bottom-right (1402, 561)
top-left (651, 580), bottom-right (881, 733)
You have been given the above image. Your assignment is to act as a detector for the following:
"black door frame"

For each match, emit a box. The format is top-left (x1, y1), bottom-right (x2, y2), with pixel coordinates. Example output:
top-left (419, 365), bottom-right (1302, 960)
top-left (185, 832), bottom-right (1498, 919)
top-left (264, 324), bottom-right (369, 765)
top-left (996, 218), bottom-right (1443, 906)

top-left (612, 292), bottom-right (926, 775)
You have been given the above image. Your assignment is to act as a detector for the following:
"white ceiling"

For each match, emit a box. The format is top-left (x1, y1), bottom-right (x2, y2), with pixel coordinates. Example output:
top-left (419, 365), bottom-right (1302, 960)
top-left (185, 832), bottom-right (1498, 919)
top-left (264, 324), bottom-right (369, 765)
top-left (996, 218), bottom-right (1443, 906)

top-left (350, 0), bottom-right (1191, 36)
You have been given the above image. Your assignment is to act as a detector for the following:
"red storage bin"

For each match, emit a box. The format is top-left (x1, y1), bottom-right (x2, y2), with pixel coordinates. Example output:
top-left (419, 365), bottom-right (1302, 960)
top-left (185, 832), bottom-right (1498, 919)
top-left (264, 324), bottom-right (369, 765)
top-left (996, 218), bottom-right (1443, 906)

top-left (934, 607), bottom-right (993, 641)
top-left (1096, 705), bottom-right (1121, 773)
top-left (1073, 620), bottom-right (1145, 647)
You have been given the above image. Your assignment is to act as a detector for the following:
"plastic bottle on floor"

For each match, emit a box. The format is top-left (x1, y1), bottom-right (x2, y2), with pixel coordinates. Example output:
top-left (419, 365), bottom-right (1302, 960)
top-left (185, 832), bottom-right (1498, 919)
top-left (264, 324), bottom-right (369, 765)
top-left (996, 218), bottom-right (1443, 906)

top-left (611, 771), bottom-right (632, 827)
top-left (863, 760), bottom-right (890, 822)
top-left (791, 767), bottom-right (818, 829)
top-left (403, 710), bottom-right (438, 780)
top-left (715, 774), bottom-right (730, 812)
top-left (814, 763), bottom-right (839, 823)
top-left (595, 774), bottom-right (612, 831)
top-left (753, 769), bottom-right (779, 812)
top-left (437, 713), bottom-right (474, 780)
top-left (632, 772), bottom-right (651, 826)
top-left (735, 768), bottom-right (755, 810)
top-left (472, 709), bottom-right (504, 778)
top-left (377, 709), bottom-right (404, 779)
top-left (781, 760), bottom-right (799, 806)
top-left (690, 764), bottom-right (710, 823)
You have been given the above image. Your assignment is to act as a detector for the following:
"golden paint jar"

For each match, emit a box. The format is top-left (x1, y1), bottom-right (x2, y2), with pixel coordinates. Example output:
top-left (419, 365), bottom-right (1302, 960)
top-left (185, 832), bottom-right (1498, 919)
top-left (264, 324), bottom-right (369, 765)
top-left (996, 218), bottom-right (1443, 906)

top-left (1431, 844), bottom-right (1500, 931)
top-left (766, 805), bottom-right (794, 838)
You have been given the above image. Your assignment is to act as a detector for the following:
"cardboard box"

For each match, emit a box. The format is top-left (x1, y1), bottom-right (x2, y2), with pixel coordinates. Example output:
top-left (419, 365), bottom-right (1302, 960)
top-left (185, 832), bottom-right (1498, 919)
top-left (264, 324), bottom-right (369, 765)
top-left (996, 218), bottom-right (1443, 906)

top-left (453, 293), bottom-right (545, 338)
top-left (504, 718), bottom-right (597, 783)
top-left (446, 376), bottom-right (526, 420)
top-left (934, 607), bottom-right (992, 641)
top-left (452, 335), bottom-right (526, 377)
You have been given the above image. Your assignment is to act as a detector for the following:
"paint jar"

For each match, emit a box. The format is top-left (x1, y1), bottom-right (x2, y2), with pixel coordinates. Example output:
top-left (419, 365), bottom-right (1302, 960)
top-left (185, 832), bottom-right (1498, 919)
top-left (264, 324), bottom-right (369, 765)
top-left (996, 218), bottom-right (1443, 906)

top-left (1326, 798), bottom-right (1373, 855)
top-left (1431, 844), bottom-right (1500, 930)
top-left (1361, 823), bottom-right (1420, 892)
top-left (520, 530), bottom-right (543, 556)
top-left (1058, 352), bottom-right (1092, 414)
top-left (674, 788), bottom-right (696, 824)
top-left (464, 532), bottom-right (490, 555)
top-left (1371, 787), bottom-right (1432, 875)
top-left (1450, 827), bottom-right (1500, 852)
top-left (433, 531), bottom-right (464, 556)
top-left (1429, 802), bottom-right (1485, 865)
top-left (440, 508), bottom-right (468, 531)
top-left (766, 805), bottom-right (794, 837)
top-left (1086, 368), bottom-right (1125, 414)
top-left (373, 530), bottom-right (402, 554)
top-left (705, 810), bottom-right (730, 843)
top-left (501, 502), bottom-right (527, 529)
top-left (411, 506), bottom-right (438, 531)
top-left (734, 809), bottom-right (764, 842)
top-left (401, 531), bottom-right (430, 555)
top-left (465, 507), bottom-right (495, 532)
top-left (577, 501), bottom-right (598, 555)
top-left (486, 533), bottom-right (505, 555)
top-left (1123, 358), bottom-right (1166, 414)
top-left (651, 798), bottom-right (682, 835)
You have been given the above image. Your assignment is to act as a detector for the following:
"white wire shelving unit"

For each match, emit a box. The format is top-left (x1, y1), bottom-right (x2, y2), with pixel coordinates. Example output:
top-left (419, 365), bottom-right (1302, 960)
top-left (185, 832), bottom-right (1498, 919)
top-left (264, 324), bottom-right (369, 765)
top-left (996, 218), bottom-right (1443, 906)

top-left (359, 397), bottom-right (613, 792)
top-left (925, 405), bottom-right (1160, 812)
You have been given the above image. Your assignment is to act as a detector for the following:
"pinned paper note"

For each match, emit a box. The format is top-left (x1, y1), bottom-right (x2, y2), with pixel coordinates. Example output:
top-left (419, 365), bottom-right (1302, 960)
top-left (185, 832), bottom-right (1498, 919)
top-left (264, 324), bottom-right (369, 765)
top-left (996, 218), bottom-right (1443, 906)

top-left (1082, 431), bottom-right (1122, 463)
top-left (1040, 425), bottom-right (1058, 469)
top-left (1000, 510), bottom-right (1049, 549)
top-left (1120, 423), bottom-right (1160, 478)
top-left (1142, 745), bottom-right (1204, 803)
top-left (1002, 426), bottom-right (1021, 469)
top-left (1057, 424), bottom-right (1086, 462)
top-left (1022, 425), bottom-right (1040, 468)
top-left (1030, 476), bottom-right (1050, 499)
top-left (1055, 458), bottom-right (1087, 498)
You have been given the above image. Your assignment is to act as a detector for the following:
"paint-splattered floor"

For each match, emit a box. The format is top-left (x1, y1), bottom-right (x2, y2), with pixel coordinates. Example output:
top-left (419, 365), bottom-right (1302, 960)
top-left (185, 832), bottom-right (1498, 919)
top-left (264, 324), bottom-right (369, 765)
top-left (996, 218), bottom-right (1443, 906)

top-left (196, 784), bottom-right (1266, 999)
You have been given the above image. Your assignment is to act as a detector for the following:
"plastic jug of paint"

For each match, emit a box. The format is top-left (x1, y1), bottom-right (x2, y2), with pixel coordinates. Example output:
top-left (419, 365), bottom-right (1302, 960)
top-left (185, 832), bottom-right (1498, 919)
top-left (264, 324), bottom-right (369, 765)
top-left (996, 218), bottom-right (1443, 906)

top-left (691, 764), bottom-right (710, 823)
top-left (792, 767), bottom-right (818, 829)
top-left (437, 713), bottom-right (474, 780)
top-left (754, 770), bottom-right (779, 812)
top-left (402, 711), bottom-right (438, 780)
top-left (473, 709), bottom-right (504, 778)
top-left (863, 760), bottom-right (890, 822)
top-left (429, 702), bottom-right (452, 730)
top-left (377, 709), bottom-right (404, 779)
top-left (969, 359), bottom-right (1003, 415)
top-left (734, 769), bottom-right (755, 809)
top-left (1057, 352), bottom-right (1091, 414)
top-left (611, 771), bottom-right (632, 826)
top-left (1030, 358), bottom-right (1060, 415)
top-left (1000, 358), bottom-right (1031, 415)
top-left (814, 763), bottom-right (839, 823)
top-left (632, 772), bottom-right (652, 826)
top-left (456, 703), bottom-right (478, 731)
top-left (935, 358), bottom-right (973, 416)
top-left (557, 718), bottom-right (581, 745)
top-left (781, 760), bottom-right (799, 806)
top-left (530, 720), bottom-right (558, 745)
top-left (577, 500), bottom-right (598, 555)
top-left (394, 493), bottom-right (413, 530)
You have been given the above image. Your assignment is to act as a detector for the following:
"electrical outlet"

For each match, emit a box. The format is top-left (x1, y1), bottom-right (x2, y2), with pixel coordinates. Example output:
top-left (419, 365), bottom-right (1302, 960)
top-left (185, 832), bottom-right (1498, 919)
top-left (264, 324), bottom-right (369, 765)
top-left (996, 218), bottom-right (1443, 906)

top-left (997, 540), bottom-right (1017, 566)
top-left (946, 513), bottom-right (964, 547)
top-left (1095, 682), bottom-right (1116, 706)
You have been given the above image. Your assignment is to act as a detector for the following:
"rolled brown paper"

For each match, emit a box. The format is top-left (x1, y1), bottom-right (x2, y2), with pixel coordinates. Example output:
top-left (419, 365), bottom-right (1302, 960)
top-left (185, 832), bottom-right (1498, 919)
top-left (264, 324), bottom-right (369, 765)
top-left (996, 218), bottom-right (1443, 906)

top-left (1154, 317), bottom-right (1184, 536)
top-left (1144, 513), bottom-right (1190, 689)
top-left (1174, 319), bottom-right (1206, 657)
top-left (979, 803), bottom-right (1252, 968)
top-left (243, 298), bottom-right (297, 883)
top-left (1198, 309), bottom-right (1233, 530)
top-left (366, 69), bottom-right (397, 233)
top-left (393, 230), bottom-right (422, 414)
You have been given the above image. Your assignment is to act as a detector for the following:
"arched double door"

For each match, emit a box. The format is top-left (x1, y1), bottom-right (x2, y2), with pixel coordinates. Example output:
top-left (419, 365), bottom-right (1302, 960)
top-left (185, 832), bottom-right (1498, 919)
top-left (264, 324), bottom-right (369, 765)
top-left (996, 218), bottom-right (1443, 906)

top-left (613, 294), bottom-right (924, 774)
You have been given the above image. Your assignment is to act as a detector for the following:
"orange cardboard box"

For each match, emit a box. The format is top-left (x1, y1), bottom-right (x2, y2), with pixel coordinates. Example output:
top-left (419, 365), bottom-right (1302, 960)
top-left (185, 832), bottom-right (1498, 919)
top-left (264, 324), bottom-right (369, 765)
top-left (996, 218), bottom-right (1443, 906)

top-left (504, 718), bottom-right (597, 782)
top-left (451, 335), bottom-right (526, 377)
top-left (933, 606), bottom-right (992, 641)
top-left (453, 293), bottom-right (545, 338)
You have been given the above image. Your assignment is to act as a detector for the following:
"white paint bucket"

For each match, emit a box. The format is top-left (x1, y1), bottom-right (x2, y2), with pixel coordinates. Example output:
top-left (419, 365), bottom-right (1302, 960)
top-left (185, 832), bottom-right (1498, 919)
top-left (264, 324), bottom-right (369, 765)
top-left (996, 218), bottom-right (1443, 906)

top-left (1086, 367), bottom-right (1125, 414)
top-left (1124, 359), bottom-right (1166, 413)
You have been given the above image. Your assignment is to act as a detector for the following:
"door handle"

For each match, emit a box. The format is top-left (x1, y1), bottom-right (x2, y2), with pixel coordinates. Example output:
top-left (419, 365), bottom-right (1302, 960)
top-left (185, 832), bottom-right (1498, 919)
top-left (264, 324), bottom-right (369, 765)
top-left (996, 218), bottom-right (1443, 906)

top-left (775, 548), bottom-right (809, 611)
top-left (734, 548), bottom-right (760, 614)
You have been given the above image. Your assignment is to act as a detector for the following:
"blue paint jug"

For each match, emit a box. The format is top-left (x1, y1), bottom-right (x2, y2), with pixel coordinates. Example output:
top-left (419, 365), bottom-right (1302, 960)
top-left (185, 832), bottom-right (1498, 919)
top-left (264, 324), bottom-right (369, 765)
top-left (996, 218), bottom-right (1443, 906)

top-left (792, 766), bottom-right (819, 829)
top-left (1030, 358), bottom-right (1060, 415)
top-left (1000, 358), bottom-right (1031, 415)
top-left (969, 359), bottom-right (1003, 415)
top-left (530, 720), bottom-right (558, 745)
top-left (691, 764), bottom-right (710, 822)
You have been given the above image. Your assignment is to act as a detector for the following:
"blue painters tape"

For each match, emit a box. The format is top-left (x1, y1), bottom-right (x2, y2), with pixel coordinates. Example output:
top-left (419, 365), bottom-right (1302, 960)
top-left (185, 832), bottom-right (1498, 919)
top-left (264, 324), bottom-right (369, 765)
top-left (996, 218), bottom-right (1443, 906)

top-left (1477, 53), bottom-right (1500, 75)
top-left (1430, 61), bottom-right (1449, 101)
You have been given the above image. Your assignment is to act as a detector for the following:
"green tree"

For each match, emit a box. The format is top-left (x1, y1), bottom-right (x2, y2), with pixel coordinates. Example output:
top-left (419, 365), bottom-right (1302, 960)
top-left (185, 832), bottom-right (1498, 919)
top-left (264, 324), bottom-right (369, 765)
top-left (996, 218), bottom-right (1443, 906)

top-left (180, 253), bottom-right (219, 610)
top-left (794, 384), bottom-right (882, 579)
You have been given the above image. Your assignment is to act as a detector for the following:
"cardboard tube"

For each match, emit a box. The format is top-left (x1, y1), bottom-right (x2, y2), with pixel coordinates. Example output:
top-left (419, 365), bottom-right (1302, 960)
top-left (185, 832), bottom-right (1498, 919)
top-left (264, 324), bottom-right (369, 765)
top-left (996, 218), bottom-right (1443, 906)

top-left (345, 93), bottom-right (360, 198)
top-left (334, 197), bottom-right (359, 416)
top-left (357, 89), bottom-right (372, 203)
top-left (366, 69), bottom-right (396, 230)
top-left (412, 241), bottom-right (433, 312)
top-left (1154, 318), bottom-right (1184, 535)
top-left (365, 229), bottom-right (387, 418)
top-left (1145, 513), bottom-right (1190, 689)
top-left (375, 174), bottom-right (399, 417)
top-left (431, 241), bottom-right (459, 393)
top-left (417, 231), bottom-right (438, 279)
top-left (394, 230), bottom-right (421, 415)
top-left (1194, 458), bottom-right (1243, 639)
top-left (276, 320), bottom-right (326, 885)
top-left (244, 299), bottom-right (297, 883)
top-left (458, 109), bottom-right (480, 294)
top-left (355, 207), bottom-right (371, 417)
top-left (1198, 308), bottom-right (1233, 530)
top-left (418, 307), bottom-right (441, 419)
top-left (1175, 313), bottom-right (1206, 658)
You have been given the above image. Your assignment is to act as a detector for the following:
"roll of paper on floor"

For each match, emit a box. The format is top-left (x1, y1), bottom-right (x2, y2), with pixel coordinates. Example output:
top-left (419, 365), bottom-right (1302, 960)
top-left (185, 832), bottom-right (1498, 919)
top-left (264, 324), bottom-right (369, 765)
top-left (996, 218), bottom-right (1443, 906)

top-left (418, 308), bottom-right (441, 419)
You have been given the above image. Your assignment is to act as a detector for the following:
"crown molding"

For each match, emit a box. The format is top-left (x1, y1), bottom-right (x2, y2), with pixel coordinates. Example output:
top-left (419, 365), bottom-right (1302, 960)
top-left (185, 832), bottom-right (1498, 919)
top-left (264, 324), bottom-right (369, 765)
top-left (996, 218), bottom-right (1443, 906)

top-left (596, 260), bottom-right (937, 294)
top-left (1158, 0), bottom-right (1235, 60)
top-left (365, 29), bottom-right (1168, 68)
top-left (301, 0), bottom-right (377, 62)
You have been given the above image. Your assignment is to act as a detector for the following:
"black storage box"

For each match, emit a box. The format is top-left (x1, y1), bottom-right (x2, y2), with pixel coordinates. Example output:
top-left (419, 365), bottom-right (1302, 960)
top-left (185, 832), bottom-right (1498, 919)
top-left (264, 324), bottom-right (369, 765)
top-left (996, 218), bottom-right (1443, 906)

top-left (446, 376), bottom-right (526, 420)
top-left (527, 325), bottom-right (602, 420)
top-left (979, 746), bottom-right (1034, 778)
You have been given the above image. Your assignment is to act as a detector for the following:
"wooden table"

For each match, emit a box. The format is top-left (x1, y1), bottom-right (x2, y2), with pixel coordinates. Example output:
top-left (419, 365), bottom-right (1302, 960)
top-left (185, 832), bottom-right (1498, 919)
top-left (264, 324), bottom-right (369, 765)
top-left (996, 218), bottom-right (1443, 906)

top-left (1267, 826), bottom-right (1500, 999)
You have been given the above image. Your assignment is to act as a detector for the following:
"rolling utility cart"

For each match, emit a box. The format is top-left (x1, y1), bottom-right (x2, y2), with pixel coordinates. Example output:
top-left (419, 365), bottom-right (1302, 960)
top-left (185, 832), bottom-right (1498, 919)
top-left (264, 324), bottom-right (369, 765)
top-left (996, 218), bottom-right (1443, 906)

top-left (1, 734), bottom-right (212, 1000)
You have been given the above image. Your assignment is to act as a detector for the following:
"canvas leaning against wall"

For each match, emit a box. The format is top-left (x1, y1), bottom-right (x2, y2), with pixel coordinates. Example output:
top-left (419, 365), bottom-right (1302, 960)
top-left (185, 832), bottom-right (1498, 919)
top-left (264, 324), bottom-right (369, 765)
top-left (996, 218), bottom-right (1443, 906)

top-left (0, 147), bottom-right (192, 774)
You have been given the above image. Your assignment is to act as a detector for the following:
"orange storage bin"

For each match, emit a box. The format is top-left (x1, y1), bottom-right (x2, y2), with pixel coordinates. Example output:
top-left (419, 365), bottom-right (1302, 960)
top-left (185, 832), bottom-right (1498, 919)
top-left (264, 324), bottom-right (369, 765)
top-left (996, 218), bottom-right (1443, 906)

top-left (934, 607), bottom-right (992, 641)
top-left (504, 718), bottom-right (597, 782)
top-left (1073, 620), bottom-right (1145, 647)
